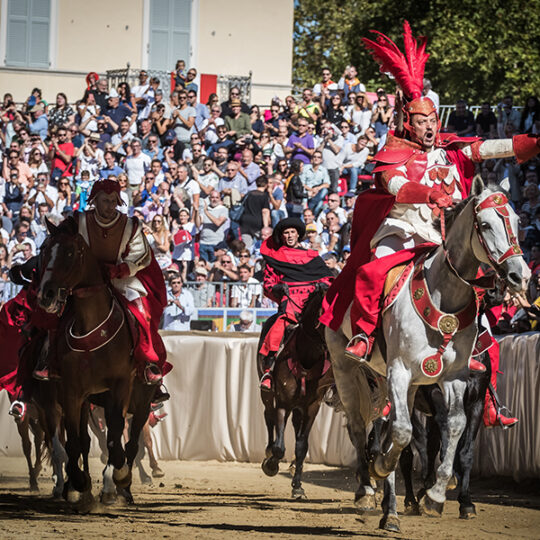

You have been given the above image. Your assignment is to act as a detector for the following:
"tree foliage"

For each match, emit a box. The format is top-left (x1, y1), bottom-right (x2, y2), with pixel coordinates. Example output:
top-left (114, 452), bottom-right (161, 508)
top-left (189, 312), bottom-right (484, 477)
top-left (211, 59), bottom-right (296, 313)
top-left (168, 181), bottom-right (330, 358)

top-left (293, 0), bottom-right (540, 105)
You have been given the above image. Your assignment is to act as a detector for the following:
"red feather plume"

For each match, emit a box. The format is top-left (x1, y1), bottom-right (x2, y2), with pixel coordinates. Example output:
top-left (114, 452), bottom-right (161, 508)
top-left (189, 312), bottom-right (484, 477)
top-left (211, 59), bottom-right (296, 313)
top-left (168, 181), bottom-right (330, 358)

top-left (362, 21), bottom-right (429, 100)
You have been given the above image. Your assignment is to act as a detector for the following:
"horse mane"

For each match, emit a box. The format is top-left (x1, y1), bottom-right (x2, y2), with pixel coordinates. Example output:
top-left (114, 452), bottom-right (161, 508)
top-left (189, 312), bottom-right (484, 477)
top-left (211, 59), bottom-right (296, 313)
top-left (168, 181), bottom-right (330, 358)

top-left (298, 282), bottom-right (329, 327)
top-left (54, 216), bottom-right (78, 236)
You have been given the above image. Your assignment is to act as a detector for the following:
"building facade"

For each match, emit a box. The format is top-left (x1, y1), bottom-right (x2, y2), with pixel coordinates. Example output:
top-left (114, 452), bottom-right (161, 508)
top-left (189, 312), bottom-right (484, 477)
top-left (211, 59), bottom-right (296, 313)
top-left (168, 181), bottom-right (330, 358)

top-left (0, 0), bottom-right (293, 105)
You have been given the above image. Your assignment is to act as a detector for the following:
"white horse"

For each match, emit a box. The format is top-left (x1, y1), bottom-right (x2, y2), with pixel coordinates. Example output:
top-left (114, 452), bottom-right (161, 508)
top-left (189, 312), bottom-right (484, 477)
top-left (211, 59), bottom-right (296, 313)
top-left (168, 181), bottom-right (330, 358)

top-left (325, 177), bottom-right (525, 533)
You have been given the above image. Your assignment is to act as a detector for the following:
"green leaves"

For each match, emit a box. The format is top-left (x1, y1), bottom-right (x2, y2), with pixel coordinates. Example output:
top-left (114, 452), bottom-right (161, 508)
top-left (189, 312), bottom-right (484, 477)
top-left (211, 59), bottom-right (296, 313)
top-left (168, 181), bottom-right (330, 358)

top-left (294, 0), bottom-right (540, 104)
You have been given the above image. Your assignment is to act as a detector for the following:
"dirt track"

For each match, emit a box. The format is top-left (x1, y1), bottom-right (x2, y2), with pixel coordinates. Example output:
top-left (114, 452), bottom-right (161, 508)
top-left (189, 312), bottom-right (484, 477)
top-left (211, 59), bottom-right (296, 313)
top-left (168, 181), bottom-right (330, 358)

top-left (0, 457), bottom-right (539, 539)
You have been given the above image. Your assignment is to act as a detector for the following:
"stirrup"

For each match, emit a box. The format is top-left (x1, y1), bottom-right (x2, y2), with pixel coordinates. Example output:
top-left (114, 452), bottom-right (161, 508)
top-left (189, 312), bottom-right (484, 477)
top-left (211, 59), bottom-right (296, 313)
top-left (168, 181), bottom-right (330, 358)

top-left (345, 333), bottom-right (370, 362)
top-left (152, 384), bottom-right (170, 405)
top-left (495, 405), bottom-right (518, 430)
top-left (260, 371), bottom-right (273, 392)
top-left (9, 400), bottom-right (27, 422)
top-left (144, 363), bottom-right (163, 385)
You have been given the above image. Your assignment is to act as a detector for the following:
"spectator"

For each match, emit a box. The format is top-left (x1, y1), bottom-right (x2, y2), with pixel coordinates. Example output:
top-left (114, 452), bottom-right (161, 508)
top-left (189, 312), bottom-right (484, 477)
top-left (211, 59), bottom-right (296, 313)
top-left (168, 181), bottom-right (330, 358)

top-left (48, 92), bottom-right (75, 129)
top-left (519, 96), bottom-right (540, 134)
top-left (225, 100), bottom-right (251, 141)
top-left (422, 78), bottom-right (440, 113)
top-left (124, 138), bottom-right (151, 189)
top-left (338, 65), bottom-right (366, 99)
top-left (239, 175), bottom-right (271, 248)
top-left (111, 118), bottom-right (135, 156)
top-left (221, 87), bottom-right (250, 118)
top-left (322, 251), bottom-right (340, 275)
top-left (27, 147), bottom-right (48, 178)
top-left (297, 88), bottom-right (321, 125)
top-left (27, 172), bottom-right (57, 211)
top-left (200, 103), bottom-right (224, 145)
top-left (190, 265), bottom-right (214, 308)
top-left (100, 150), bottom-right (124, 180)
top-left (104, 88), bottom-right (135, 135)
top-left (47, 126), bottom-right (74, 182)
top-left (323, 94), bottom-right (345, 126)
top-left (162, 276), bottom-right (195, 330)
top-left (345, 92), bottom-right (372, 135)
top-left (75, 133), bottom-right (104, 181)
top-left (285, 118), bottom-right (315, 164)
top-left (207, 125), bottom-right (235, 159)
top-left (146, 214), bottom-right (172, 270)
top-left (28, 103), bottom-right (49, 140)
top-left (249, 105), bottom-right (265, 138)
top-left (187, 89), bottom-right (209, 131)
top-left (173, 59), bottom-right (187, 89)
top-left (185, 68), bottom-right (198, 94)
top-left (143, 134), bottom-right (163, 160)
top-left (230, 264), bottom-right (261, 308)
top-left (371, 91), bottom-right (393, 139)
top-left (338, 120), bottom-right (356, 144)
top-left (447, 99), bottom-right (476, 137)
top-left (3, 169), bottom-right (25, 218)
top-left (227, 309), bottom-right (261, 332)
top-left (476, 103), bottom-right (498, 139)
top-left (313, 67), bottom-right (336, 97)
top-left (237, 149), bottom-right (261, 191)
top-left (300, 150), bottom-right (330, 217)
top-left (497, 95), bottom-right (521, 138)
top-left (317, 193), bottom-right (347, 228)
top-left (284, 159), bottom-right (305, 218)
top-left (3, 149), bottom-right (33, 189)
top-left (317, 120), bottom-right (343, 193)
top-left (197, 190), bottom-right (228, 262)
top-left (171, 208), bottom-right (196, 280)
top-left (340, 134), bottom-right (370, 193)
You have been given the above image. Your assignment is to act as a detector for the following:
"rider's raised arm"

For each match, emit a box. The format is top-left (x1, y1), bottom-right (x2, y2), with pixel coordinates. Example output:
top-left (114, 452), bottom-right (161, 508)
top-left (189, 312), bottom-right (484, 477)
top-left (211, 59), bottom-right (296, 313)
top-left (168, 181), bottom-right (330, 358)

top-left (119, 219), bottom-right (152, 277)
top-left (461, 134), bottom-right (539, 163)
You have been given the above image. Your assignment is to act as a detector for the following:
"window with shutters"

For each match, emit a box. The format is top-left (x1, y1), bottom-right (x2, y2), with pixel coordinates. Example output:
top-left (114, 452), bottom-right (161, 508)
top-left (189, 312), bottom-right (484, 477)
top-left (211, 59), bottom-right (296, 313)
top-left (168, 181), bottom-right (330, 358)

top-left (5, 0), bottom-right (51, 68)
top-left (149, 0), bottom-right (191, 72)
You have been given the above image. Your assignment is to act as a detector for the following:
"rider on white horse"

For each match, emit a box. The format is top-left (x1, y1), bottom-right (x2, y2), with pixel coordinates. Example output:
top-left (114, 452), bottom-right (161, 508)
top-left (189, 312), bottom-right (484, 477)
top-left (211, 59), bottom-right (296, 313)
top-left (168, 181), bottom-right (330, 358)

top-left (320, 22), bottom-right (540, 428)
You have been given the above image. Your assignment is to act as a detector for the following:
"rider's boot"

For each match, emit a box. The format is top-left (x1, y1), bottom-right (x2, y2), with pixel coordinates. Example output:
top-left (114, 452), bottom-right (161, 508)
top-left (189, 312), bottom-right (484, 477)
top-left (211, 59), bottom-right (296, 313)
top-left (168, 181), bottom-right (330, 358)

top-left (469, 358), bottom-right (487, 373)
top-left (345, 333), bottom-right (374, 362)
top-left (483, 378), bottom-right (518, 429)
top-left (260, 355), bottom-right (275, 392)
top-left (152, 384), bottom-right (170, 406)
top-left (33, 332), bottom-right (60, 381)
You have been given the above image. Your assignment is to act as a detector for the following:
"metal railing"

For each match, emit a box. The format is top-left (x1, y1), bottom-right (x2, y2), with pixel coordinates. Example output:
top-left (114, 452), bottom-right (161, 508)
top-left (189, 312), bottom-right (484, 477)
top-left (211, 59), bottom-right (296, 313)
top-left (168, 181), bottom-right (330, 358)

top-left (217, 72), bottom-right (252, 104)
top-left (106, 64), bottom-right (172, 100)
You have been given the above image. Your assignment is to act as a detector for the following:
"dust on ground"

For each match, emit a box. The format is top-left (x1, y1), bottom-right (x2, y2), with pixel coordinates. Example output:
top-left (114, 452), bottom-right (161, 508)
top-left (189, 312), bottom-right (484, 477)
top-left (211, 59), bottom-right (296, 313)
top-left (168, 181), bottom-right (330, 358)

top-left (0, 457), bottom-right (539, 539)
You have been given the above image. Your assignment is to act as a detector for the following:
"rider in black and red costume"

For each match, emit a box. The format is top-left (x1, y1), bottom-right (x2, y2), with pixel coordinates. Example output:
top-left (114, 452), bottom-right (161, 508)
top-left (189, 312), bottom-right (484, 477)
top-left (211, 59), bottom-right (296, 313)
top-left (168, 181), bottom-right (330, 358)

top-left (259, 218), bottom-right (333, 391)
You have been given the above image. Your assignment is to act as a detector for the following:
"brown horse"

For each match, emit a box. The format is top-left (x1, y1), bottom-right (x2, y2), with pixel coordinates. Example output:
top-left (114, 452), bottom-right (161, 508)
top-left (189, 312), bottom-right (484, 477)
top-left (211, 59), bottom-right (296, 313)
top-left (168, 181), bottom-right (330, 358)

top-left (258, 283), bottom-right (333, 499)
top-left (37, 217), bottom-right (155, 504)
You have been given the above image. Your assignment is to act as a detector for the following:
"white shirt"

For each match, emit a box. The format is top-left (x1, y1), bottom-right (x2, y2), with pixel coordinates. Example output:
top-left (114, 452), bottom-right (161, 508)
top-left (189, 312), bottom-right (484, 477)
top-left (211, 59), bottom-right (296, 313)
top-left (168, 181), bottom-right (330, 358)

top-left (231, 277), bottom-right (262, 308)
top-left (162, 289), bottom-right (195, 330)
top-left (125, 152), bottom-right (151, 187)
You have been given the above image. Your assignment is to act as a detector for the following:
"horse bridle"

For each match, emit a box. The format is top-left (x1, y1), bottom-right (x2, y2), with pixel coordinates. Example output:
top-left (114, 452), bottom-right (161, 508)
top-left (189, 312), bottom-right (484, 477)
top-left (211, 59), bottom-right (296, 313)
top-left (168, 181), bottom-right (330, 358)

top-left (441, 192), bottom-right (522, 289)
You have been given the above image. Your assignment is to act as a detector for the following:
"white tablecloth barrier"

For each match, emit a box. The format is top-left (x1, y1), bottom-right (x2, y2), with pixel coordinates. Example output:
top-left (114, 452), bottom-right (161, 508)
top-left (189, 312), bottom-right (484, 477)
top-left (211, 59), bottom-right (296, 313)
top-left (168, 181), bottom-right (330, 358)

top-left (0, 331), bottom-right (538, 479)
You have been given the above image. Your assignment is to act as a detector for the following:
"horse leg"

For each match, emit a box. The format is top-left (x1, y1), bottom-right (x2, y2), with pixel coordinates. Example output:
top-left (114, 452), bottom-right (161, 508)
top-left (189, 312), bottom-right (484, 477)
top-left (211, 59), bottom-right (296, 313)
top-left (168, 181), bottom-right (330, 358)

top-left (326, 327), bottom-right (375, 512)
top-left (80, 403), bottom-right (91, 476)
top-left (134, 426), bottom-right (152, 485)
top-left (456, 382), bottom-right (486, 519)
top-left (400, 444), bottom-right (419, 515)
top-left (103, 391), bottom-right (130, 492)
top-left (144, 421), bottom-right (163, 478)
top-left (290, 403), bottom-right (318, 500)
top-left (17, 416), bottom-right (39, 492)
top-left (31, 418), bottom-right (45, 480)
top-left (420, 379), bottom-right (467, 517)
top-left (51, 429), bottom-right (67, 499)
top-left (379, 471), bottom-right (400, 532)
top-left (273, 407), bottom-right (289, 461)
top-left (63, 396), bottom-right (91, 500)
top-left (261, 395), bottom-right (278, 477)
top-left (372, 366), bottom-right (414, 479)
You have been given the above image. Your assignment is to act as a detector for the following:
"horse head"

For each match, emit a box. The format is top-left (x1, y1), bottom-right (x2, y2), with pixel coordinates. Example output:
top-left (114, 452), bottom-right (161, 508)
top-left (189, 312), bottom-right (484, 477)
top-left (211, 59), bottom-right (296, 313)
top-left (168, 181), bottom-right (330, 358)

top-left (37, 216), bottom-right (90, 314)
top-left (469, 176), bottom-right (525, 293)
top-left (298, 282), bottom-right (330, 345)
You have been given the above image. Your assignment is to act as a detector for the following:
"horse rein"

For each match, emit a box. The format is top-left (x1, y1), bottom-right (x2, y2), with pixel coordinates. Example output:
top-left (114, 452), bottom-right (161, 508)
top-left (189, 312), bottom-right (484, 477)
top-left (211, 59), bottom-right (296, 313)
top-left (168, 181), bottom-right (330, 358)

top-left (440, 192), bottom-right (521, 289)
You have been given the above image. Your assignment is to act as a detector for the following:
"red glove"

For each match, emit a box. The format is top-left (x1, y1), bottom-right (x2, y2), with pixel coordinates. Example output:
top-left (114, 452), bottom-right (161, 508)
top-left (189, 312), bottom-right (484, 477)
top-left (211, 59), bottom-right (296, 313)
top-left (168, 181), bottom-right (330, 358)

top-left (513, 134), bottom-right (540, 164)
top-left (395, 181), bottom-right (453, 207)
top-left (428, 190), bottom-right (454, 208)
top-left (106, 263), bottom-right (130, 280)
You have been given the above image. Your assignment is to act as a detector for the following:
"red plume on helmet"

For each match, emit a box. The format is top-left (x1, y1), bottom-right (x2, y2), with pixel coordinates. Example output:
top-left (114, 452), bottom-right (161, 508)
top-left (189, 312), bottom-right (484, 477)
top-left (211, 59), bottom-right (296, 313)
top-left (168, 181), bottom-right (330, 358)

top-left (362, 21), bottom-right (437, 135)
top-left (362, 21), bottom-right (428, 100)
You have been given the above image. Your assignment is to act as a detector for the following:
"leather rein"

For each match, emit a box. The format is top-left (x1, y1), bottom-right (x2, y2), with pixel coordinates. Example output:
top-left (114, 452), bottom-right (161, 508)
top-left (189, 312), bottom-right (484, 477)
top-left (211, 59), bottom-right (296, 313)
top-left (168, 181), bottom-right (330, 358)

top-left (440, 192), bottom-right (522, 290)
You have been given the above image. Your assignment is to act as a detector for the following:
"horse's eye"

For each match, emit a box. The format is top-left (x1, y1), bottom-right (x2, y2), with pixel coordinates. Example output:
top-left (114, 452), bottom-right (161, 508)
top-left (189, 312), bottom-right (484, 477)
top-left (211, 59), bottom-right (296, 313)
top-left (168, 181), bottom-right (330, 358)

top-left (480, 222), bottom-right (491, 231)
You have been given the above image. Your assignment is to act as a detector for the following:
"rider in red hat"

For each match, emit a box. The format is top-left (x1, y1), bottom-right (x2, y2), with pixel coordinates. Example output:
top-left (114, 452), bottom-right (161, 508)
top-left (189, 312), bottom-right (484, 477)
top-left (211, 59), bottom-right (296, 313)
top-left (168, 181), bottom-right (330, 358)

top-left (33, 179), bottom-right (170, 387)
top-left (321, 22), bottom-right (539, 428)
top-left (259, 217), bottom-right (333, 391)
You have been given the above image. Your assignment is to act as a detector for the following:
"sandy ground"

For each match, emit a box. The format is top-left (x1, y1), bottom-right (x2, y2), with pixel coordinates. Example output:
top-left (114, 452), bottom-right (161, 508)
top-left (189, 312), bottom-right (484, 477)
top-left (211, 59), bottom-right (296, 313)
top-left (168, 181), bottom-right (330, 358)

top-left (0, 457), bottom-right (539, 539)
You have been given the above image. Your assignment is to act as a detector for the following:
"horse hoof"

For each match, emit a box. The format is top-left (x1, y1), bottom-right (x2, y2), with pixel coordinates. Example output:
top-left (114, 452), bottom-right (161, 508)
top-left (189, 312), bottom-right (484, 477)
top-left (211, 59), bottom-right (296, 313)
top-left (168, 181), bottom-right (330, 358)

top-left (117, 487), bottom-right (135, 505)
top-left (113, 465), bottom-right (131, 489)
top-left (368, 459), bottom-right (388, 481)
top-left (288, 461), bottom-right (296, 477)
top-left (420, 494), bottom-right (444, 517)
top-left (100, 490), bottom-right (117, 506)
top-left (29, 481), bottom-right (39, 492)
top-left (140, 474), bottom-right (152, 485)
top-left (354, 493), bottom-right (377, 514)
top-left (272, 447), bottom-right (285, 460)
top-left (261, 457), bottom-right (279, 477)
top-left (152, 467), bottom-right (164, 478)
top-left (403, 501), bottom-right (421, 516)
top-left (447, 474), bottom-right (458, 491)
top-left (379, 514), bottom-right (400, 533)
top-left (292, 487), bottom-right (306, 500)
top-left (52, 486), bottom-right (63, 500)
top-left (459, 504), bottom-right (477, 519)
top-left (66, 489), bottom-right (81, 504)
top-left (77, 490), bottom-right (95, 514)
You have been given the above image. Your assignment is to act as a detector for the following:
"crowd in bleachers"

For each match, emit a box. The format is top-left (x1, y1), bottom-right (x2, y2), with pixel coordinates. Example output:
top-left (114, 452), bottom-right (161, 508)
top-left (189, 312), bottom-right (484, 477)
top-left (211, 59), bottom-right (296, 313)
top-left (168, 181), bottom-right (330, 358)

top-left (0, 63), bottom-right (539, 330)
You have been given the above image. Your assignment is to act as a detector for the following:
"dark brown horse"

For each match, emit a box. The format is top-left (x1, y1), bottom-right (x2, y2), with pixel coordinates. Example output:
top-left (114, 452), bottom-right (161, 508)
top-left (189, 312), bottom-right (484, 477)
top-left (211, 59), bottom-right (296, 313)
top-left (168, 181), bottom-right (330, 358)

top-left (36, 217), bottom-right (155, 504)
top-left (258, 283), bottom-right (333, 499)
